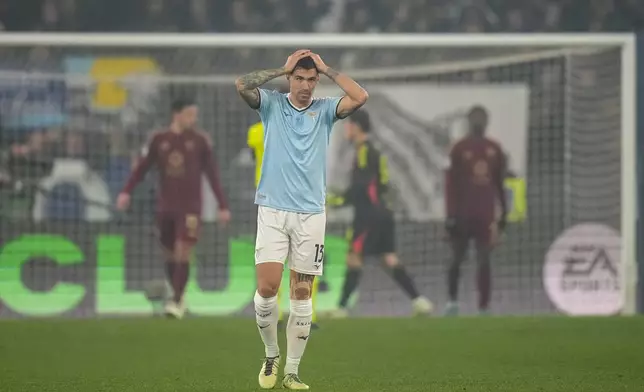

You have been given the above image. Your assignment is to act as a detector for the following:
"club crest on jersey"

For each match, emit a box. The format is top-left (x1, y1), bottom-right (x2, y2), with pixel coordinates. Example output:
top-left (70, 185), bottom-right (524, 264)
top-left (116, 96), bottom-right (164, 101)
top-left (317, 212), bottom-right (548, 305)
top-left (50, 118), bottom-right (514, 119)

top-left (159, 141), bottom-right (170, 152)
top-left (168, 151), bottom-right (184, 167)
top-left (474, 160), bottom-right (489, 175)
top-left (463, 150), bottom-right (472, 160)
top-left (307, 111), bottom-right (317, 118)
top-left (473, 160), bottom-right (490, 185)
top-left (486, 147), bottom-right (496, 158)
top-left (185, 140), bottom-right (195, 151)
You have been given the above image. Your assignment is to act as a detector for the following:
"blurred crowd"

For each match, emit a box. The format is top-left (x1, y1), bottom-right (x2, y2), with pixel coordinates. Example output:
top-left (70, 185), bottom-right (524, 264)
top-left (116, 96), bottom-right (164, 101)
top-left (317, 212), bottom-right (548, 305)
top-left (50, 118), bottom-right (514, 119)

top-left (0, 0), bottom-right (642, 33)
top-left (0, 0), bottom-right (640, 221)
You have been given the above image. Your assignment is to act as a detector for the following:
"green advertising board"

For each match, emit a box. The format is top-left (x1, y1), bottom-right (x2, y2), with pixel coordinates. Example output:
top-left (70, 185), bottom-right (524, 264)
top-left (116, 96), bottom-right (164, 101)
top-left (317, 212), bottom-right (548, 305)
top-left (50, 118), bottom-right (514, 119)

top-left (0, 232), bottom-right (351, 317)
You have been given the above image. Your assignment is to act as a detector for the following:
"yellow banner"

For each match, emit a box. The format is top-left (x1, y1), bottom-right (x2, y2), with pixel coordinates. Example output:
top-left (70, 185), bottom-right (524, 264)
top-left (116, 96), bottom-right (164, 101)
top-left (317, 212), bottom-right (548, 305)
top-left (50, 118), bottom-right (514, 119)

top-left (89, 57), bottom-right (159, 110)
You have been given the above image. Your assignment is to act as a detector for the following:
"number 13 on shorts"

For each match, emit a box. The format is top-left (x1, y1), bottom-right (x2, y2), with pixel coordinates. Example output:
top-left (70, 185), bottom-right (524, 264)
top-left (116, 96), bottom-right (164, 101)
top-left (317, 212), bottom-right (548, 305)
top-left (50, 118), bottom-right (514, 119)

top-left (312, 244), bottom-right (324, 271)
top-left (255, 206), bottom-right (327, 276)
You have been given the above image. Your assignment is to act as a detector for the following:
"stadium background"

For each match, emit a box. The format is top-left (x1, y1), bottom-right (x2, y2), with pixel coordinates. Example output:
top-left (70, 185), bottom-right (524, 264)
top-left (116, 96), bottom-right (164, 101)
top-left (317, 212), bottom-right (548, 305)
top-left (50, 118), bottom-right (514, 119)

top-left (0, 0), bottom-right (642, 318)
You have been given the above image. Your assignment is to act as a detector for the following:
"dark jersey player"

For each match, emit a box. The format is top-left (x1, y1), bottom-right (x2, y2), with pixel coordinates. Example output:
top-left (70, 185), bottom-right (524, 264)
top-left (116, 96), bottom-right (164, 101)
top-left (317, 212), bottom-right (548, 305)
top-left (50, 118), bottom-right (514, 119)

top-left (444, 105), bottom-right (507, 316)
top-left (328, 110), bottom-right (433, 318)
top-left (116, 99), bottom-right (231, 319)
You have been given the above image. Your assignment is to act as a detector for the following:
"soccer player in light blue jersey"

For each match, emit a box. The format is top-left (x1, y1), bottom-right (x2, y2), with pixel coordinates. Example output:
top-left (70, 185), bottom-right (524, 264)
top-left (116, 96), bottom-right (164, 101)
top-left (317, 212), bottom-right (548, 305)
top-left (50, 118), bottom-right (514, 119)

top-left (235, 49), bottom-right (368, 390)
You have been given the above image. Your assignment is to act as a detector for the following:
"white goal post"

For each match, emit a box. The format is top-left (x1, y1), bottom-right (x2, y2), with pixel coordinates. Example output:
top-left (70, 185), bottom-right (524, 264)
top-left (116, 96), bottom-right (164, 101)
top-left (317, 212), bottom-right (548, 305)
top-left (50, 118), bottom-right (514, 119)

top-left (0, 33), bottom-right (637, 316)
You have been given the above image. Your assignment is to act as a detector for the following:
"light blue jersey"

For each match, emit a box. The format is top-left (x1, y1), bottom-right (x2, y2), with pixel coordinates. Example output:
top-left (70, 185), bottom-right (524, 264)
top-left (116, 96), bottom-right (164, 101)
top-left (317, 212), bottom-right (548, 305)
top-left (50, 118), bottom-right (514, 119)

top-left (255, 88), bottom-right (342, 214)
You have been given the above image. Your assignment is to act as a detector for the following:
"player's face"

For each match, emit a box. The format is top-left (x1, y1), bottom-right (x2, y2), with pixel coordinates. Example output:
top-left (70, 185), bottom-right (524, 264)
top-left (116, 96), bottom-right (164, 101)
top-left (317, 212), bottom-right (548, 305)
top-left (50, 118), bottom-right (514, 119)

top-left (289, 68), bottom-right (319, 102)
top-left (469, 111), bottom-right (488, 134)
top-left (177, 105), bottom-right (198, 130)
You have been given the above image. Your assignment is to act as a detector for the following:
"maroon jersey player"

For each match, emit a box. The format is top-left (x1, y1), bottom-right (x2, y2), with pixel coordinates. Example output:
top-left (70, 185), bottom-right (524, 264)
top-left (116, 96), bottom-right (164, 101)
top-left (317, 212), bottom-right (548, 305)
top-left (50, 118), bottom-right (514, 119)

top-left (444, 105), bottom-right (507, 316)
top-left (116, 99), bottom-right (231, 319)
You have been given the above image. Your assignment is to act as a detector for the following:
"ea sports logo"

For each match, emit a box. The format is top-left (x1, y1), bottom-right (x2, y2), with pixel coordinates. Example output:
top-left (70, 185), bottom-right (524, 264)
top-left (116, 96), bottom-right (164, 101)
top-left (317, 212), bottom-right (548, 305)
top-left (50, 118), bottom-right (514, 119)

top-left (543, 223), bottom-right (623, 315)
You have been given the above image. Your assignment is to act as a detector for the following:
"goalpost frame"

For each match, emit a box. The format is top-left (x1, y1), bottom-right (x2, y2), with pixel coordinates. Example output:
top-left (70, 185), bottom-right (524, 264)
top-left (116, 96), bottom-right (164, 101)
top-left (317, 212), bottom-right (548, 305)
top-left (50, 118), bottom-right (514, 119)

top-left (0, 32), bottom-right (637, 315)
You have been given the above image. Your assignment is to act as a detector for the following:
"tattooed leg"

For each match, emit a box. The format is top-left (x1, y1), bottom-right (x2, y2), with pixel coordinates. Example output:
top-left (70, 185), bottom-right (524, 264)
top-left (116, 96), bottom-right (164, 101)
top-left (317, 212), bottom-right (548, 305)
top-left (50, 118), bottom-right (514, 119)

top-left (290, 271), bottom-right (314, 300)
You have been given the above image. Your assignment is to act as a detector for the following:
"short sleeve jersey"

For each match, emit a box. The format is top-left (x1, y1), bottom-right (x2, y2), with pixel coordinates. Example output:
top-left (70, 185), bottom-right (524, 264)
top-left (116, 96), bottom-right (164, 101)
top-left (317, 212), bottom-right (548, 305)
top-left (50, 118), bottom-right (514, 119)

top-left (255, 88), bottom-right (342, 213)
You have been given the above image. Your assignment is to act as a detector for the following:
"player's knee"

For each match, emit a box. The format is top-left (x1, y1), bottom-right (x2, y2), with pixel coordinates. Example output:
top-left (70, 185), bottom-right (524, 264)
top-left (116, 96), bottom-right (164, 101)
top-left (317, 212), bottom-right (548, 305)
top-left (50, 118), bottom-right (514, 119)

top-left (257, 283), bottom-right (279, 299)
top-left (382, 253), bottom-right (400, 268)
top-left (291, 281), bottom-right (312, 300)
top-left (346, 253), bottom-right (363, 268)
top-left (256, 262), bottom-right (284, 298)
top-left (174, 241), bottom-right (193, 262)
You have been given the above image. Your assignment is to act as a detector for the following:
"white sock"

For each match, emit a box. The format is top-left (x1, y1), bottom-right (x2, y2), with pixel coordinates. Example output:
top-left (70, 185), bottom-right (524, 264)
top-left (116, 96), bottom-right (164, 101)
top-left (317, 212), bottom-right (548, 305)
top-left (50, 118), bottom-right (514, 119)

top-left (254, 291), bottom-right (280, 358)
top-left (285, 299), bottom-right (313, 375)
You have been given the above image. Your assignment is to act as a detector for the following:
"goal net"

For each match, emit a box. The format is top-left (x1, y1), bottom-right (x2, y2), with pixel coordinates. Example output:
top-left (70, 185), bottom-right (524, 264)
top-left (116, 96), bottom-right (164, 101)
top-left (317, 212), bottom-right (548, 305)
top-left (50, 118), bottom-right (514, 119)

top-left (0, 34), bottom-right (636, 318)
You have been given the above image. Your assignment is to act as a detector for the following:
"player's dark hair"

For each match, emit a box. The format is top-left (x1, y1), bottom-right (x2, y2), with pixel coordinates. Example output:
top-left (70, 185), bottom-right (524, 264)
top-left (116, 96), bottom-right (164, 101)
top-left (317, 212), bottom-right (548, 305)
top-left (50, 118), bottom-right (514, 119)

top-left (171, 98), bottom-right (196, 113)
top-left (468, 105), bottom-right (488, 121)
top-left (468, 105), bottom-right (488, 135)
top-left (349, 109), bottom-right (371, 133)
top-left (292, 56), bottom-right (318, 73)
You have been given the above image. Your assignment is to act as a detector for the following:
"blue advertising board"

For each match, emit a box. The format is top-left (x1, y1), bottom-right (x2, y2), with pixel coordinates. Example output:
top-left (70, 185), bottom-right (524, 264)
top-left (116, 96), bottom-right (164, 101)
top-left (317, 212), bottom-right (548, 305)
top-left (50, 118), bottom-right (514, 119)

top-left (0, 72), bottom-right (66, 130)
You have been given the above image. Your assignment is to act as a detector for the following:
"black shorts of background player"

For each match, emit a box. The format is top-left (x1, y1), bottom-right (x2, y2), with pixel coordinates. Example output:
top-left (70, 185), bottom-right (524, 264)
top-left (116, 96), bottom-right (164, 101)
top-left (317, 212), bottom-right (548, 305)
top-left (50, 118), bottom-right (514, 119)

top-left (327, 109), bottom-right (433, 317)
top-left (349, 212), bottom-right (396, 258)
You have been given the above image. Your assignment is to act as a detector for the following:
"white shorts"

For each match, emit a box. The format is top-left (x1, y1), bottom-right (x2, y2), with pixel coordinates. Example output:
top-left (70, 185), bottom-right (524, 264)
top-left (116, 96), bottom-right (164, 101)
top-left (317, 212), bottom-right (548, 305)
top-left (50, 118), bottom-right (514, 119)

top-left (255, 205), bottom-right (326, 275)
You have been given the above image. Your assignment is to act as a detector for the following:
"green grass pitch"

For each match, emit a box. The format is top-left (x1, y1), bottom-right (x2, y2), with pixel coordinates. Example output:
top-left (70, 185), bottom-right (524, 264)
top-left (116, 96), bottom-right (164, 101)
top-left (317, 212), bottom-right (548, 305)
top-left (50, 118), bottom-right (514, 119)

top-left (1, 317), bottom-right (643, 391)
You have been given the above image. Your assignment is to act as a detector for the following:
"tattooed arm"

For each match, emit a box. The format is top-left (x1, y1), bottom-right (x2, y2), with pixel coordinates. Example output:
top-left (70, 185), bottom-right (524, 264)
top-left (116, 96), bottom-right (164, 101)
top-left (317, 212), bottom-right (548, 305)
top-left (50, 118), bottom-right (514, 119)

top-left (310, 53), bottom-right (368, 119)
top-left (235, 49), bottom-right (312, 109)
top-left (326, 68), bottom-right (369, 119)
top-left (235, 68), bottom-right (287, 109)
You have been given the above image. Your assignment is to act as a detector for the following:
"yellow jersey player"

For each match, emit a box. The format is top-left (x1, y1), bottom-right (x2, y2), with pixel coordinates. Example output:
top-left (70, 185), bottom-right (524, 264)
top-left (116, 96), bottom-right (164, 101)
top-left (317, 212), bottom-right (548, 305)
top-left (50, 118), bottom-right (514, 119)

top-left (247, 107), bottom-right (320, 330)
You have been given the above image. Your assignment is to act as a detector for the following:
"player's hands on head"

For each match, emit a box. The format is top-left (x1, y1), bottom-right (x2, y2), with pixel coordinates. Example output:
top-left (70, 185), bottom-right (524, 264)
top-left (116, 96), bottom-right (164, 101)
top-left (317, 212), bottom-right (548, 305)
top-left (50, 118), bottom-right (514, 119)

top-left (284, 50), bottom-right (311, 73)
top-left (218, 209), bottom-right (231, 226)
top-left (116, 192), bottom-right (131, 211)
top-left (309, 53), bottom-right (329, 74)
